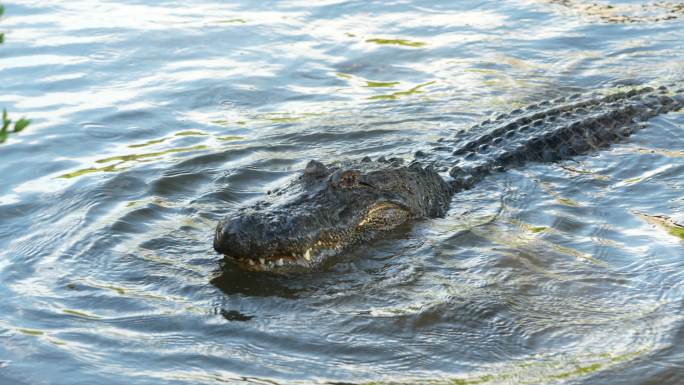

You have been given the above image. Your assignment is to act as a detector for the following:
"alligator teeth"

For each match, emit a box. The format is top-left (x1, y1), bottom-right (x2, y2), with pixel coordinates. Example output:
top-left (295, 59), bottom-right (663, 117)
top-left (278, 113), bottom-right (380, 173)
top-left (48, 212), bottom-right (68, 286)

top-left (248, 260), bottom-right (255, 266)
top-left (277, 258), bottom-right (284, 266)
top-left (259, 258), bottom-right (265, 265)
top-left (304, 249), bottom-right (311, 261)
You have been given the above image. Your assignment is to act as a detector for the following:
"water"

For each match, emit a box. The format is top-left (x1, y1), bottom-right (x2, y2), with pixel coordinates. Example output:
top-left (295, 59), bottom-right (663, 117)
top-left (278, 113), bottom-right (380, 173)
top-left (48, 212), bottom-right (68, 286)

top-left (1, 1), bottom-right (683, 384)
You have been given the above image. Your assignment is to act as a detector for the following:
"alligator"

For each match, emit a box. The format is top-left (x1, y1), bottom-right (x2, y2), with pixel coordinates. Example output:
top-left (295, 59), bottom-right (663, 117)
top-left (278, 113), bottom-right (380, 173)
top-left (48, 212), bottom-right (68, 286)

top-left (545, 0), bottom-right (684, 23)
top-left (214, 85), bottom-right (684, 272)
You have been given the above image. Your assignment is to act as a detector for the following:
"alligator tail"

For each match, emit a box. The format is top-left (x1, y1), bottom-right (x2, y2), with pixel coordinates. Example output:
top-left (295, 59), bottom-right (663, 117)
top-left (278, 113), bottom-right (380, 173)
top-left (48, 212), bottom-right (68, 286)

top-left (445, 85), bottom-right (684, 191)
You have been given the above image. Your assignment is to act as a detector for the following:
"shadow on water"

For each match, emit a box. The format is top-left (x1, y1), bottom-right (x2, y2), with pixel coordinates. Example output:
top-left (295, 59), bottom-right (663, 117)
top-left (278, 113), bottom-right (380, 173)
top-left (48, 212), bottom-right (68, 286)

top-left (210, 260), bottom-right (302, 299)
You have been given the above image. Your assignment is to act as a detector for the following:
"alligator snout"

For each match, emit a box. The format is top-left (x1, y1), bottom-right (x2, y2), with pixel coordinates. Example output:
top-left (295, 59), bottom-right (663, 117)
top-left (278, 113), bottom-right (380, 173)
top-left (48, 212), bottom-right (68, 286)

top-left (214, 213), bottom-right (269, 260)
top-left (214, 210), bottom-right (324, 268)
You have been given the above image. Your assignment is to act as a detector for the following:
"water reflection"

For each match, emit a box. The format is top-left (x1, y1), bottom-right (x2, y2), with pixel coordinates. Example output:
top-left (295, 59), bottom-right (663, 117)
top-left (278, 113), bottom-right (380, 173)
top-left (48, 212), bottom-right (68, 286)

top-left (211, 260), bottom-right (302, 299)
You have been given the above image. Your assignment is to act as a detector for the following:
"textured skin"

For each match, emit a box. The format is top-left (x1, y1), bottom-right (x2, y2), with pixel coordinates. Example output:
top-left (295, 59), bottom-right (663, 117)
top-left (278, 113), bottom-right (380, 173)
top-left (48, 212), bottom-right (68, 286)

top-left (214, 158), bottom-right (452, 270)
top-left (214, 85), bottom-right (684, 271)
top-left (429, 86), bottom-right (683, 190)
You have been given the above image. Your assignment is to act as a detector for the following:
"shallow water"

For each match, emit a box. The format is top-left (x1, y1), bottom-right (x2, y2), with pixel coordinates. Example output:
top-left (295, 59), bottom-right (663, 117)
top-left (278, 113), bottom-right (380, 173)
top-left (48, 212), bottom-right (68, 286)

top-left (1, 1), bottom-right (683, 384)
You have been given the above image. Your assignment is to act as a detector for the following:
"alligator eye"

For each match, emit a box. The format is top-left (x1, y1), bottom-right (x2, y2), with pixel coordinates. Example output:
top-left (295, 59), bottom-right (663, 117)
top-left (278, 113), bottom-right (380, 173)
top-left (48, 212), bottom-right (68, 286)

top-left (334, 170), bottom-right (360, 188)
top-left (338, 170), bottom-right (359, 188)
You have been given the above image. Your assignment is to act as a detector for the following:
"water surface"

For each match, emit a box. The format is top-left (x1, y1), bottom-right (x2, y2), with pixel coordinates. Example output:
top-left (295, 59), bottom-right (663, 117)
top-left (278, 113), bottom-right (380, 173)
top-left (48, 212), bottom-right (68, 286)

top-left (1, 1), bottom-right (683, 384)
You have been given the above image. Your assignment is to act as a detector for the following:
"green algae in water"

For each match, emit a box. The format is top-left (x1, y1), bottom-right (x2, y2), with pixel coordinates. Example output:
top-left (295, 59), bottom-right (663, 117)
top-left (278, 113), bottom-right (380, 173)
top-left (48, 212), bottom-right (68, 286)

top-left (216, 135), bottom-right (243, 141)
top-left (95, 144), bottom-right (208, 164)
top-left (258, 111), bottom-right (323, 124)
top-left (18, 328), bottom-right (44, 336)
top-left (128, 137), bottom-right (168, 148)
top-left (63, 309), bottom-right (101, 320)
top-left (366, 38), bottom-right (426, 47)
top-left (264, 115), bottom-right (300, 123)
top-left (636, 213), bottom-right (684, 241)
top-left (210, 119), bottom-right (247, 127)
top-left (128, 131), bottom-right (206, 149)
top-left (48, 338), bottom-right (67, 346)
top-left (509, 218), bottom-right (549, 234)
top-left (538, 181), bottom-right (581, 207)
top-left (335, 72), bottom-right (401, 88)
top-left (369, 81), bottom-right (436, 100)
top-left (58, 161), bottom-right (129, 179)
top-left (357, 349), bottom-right (647, 385)
top-left (555, 197), bottom-right (580, 207)
top-left (529, 226), bottom-right (548, 233)
top-left (559, 164), bottom-right (609, 180)
top-left (365, 80), bottom-right (401, 88)
top-left (671, 226), bottom-right (684, 240)
top-left (213, 18), bottom-right (246, 24)
top-left (174, 130), bottom-right (207, 137)
top-left (58, 145), bottom-right (208, 178)
top-left (622, 176), bottom-right (643, 184)
top-left (83, 281), bottom-right (126, 295)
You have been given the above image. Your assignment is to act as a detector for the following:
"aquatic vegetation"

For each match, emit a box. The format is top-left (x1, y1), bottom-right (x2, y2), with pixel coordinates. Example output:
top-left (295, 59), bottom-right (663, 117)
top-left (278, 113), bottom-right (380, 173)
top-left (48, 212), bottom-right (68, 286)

top-left (358, 348), bottom-right (647, 385)
top-left (365, 80), bottom-right (401, 88)
top-left (213, 18), bottom-right (247, 24)
top-left (366, 38), bottom-right (427, 47)
top-left (215, 135), bottom-right (243, 141)
top-left (0, 109), bottom-right (30, 144)
top-left (538, 181), bottom-right (581, 207)
top-left (368, 81), bottom-right (436, 100)
top-left (0, 5), bottom-right (30, 144)
top-left (209, 119), bottom-right (246, 127)
top-left (174, 130), bottom-right (208, 137)
top-left (508, 218), bottom-right (549, 234)
top-left (57, 161), bottom-right (129, 179)
top-left (636, 212), bottom-right (684, 241)
top-left (58, 144), bottom-right (209, 178)
top-left (62, 308), bottom-right (101, 320)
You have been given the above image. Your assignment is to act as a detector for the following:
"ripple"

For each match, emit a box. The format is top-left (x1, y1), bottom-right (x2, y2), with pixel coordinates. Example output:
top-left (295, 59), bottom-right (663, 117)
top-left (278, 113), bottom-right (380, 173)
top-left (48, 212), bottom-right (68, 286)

top-left (2, 0), bottom-right (684, 384)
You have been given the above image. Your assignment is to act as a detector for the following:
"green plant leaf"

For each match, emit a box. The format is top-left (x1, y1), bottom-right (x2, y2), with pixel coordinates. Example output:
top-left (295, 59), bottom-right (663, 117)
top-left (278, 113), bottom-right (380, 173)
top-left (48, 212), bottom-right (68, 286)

top-left (0, 6), bottom-right (31, 144)
top-left (1, 109), bottom-right (10, 132)
top-left (13, 118), bottom-right (29, 132)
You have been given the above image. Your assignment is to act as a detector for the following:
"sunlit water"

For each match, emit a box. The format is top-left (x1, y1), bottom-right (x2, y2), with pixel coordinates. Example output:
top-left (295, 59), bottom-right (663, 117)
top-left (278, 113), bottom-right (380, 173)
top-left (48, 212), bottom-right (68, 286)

top-left (1, 1), bottom-right (683, 384)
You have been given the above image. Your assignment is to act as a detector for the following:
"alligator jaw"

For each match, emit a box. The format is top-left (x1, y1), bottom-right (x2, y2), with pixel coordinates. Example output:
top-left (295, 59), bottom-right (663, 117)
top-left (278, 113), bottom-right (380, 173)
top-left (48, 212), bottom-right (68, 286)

top-left (214, 217), bottom-right (350, 272)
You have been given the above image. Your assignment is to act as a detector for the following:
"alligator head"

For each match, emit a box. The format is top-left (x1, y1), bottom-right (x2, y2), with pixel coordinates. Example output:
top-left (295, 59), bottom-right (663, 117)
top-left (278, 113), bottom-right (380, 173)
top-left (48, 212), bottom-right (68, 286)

top-left (214, 158), bottom-right (453, 271)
